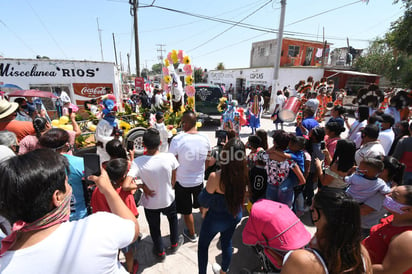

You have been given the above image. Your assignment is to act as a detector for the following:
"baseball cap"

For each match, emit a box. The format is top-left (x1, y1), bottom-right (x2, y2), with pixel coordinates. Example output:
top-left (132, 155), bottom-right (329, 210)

top-left (380, 113), bottom-right (395, 126)
top-left (242, 199), bottom-right (311, 251)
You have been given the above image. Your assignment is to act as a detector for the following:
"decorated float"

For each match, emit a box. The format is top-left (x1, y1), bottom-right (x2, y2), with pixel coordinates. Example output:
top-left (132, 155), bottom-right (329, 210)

top-left (72, 49), bottom-right (200, 156)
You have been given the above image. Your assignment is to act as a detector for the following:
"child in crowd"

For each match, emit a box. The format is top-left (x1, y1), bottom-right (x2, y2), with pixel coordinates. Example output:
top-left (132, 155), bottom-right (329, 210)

top-left (345, 158), bottom-right (391, 203)
top-left (123, 128), bottom-right (183, 261)
top-left (153, 111), bottom-right (169, 153)
top-left (249, 150), bottom-right (268, 203)
top-left (246, 135), bottom-right (264, 170)
top-left (91, 158), bottom-right (139, 274)
top-left (269, 134), bottom-right (307, 210)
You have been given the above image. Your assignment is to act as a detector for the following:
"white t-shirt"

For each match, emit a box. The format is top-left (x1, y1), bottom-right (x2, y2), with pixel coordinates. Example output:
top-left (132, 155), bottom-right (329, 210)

top-left (154, 122), bottom-right (169, 153)
top-left (378, 128), bottom-right (395, 155)
top-left (275, 95), bottom-right (287, 112)
top-left (354, 141), bottom-right (385, 166)
top-left (169, 132), bottom-right (211, 187)
top-left (128, 153), bottom-right (179, 209)
top-left (0, 212), bottom-right (134, 274)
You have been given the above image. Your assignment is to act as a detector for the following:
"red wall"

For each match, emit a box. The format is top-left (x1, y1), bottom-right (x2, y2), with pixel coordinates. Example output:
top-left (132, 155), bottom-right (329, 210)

top-left (280, 38), bottom-right (329, 67)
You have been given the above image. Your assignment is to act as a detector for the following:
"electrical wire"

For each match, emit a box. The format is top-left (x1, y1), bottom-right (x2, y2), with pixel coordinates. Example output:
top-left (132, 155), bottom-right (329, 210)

top-left (188, 0), bottom-right (273, 52)
top-left (0, 19), bottom-right (38, 56)
top-left (25, 0), bottom-right (68, 58)
top-left (286, 0), bottom-right (364, 26)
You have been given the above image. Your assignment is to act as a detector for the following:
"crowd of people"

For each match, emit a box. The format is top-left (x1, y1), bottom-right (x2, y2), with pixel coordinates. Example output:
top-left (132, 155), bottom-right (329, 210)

top-left (0, 76), bottom-right (412, 274)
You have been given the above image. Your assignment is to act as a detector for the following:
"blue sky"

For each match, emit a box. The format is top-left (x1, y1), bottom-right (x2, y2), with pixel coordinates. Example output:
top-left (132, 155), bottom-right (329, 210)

top-left (0, 0), bottom-right (404, 72)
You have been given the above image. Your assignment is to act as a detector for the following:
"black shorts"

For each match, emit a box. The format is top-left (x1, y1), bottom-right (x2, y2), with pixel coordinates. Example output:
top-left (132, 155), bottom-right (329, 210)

top-left (175, 181), bottom-right (203, 214)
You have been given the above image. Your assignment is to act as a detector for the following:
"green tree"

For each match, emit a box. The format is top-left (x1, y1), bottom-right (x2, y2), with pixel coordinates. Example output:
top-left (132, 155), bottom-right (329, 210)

top-left (141, 68), bottom-right (150, 79)
top-left (194, 67), bottom-right (204, 83)
top-left (388, 0), bottom-right (412, 54)
top-left (354, 38), bottom-right (396, 76)
top-left (216, 62), bottom-right (225, 70)
top-left (152, 63), bottom-right (162, 74)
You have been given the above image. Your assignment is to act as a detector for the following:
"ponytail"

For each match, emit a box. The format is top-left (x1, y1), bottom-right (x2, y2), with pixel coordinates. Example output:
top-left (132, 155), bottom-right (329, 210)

top-left (32, 117), bottom-right (48, 139)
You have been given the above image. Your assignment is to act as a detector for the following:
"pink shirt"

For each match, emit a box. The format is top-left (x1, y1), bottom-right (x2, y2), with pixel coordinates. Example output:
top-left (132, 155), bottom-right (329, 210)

top-left (18, 130), bottom-right (77, 155)
top-left (325, 136), bottom-right (340, 159)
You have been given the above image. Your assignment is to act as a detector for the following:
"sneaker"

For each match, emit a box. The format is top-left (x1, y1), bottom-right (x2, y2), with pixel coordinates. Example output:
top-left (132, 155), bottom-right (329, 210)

top-left (183, 228), bottom-right (198, 242)
top-left (212, 263), bottom-right (222, 274)
top-left (170, 235), bottom-right (184, 253)
top-left (153, 248), bottom-right (166, 261)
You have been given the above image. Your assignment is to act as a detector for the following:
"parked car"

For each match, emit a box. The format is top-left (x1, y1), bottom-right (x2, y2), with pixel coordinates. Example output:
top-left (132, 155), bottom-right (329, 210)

top-left (194, 84), bottom-right (223, 122)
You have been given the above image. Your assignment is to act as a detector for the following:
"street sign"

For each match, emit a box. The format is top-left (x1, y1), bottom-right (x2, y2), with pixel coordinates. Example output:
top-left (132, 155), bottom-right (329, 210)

top-left (135, 77), bottom-right (144, 92)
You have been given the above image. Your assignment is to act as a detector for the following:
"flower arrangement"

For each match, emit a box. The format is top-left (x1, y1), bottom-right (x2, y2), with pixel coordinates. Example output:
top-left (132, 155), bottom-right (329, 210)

top-left (163, 49), bottom-right (195, 112)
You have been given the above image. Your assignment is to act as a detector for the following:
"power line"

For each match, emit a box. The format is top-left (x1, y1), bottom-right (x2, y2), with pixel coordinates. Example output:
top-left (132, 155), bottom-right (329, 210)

top-left (188, 0), bottom-right (273, 52)
top-left (0, 19), bottom-right (38, 56)
top-left (25, 0), bottom-right (68, 58)
top-left (286, 0), bottom-right (364, 26)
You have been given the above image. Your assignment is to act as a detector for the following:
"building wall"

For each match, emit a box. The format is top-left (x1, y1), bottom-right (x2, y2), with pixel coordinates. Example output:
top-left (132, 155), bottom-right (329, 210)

top-left (0, 58), bottom-right (121, 107)
top-left (250, 38), bottom-right (330, 68)
top-left (250, 39), bottom-right (278, 68)
top-left (208, 67), bottom-right (324, 97)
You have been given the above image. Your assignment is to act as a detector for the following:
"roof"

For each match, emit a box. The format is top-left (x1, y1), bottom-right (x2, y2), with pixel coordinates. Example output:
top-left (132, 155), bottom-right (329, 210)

top-left (325, 69), bottom-right (380, 77)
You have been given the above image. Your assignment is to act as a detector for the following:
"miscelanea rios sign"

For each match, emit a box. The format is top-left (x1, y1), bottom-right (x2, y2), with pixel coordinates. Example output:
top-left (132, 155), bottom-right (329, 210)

top-left (0, 63), bottom-right (99, 78)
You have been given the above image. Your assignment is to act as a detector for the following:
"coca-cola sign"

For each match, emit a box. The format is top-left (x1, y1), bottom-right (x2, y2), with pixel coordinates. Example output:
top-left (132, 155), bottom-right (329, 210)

top-left (73, 83), bottom-right (113, 98)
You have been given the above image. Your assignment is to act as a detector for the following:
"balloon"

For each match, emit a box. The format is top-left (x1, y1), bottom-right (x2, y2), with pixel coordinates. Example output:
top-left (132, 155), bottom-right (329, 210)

top-left (59, 116), bottom-right (69, 125)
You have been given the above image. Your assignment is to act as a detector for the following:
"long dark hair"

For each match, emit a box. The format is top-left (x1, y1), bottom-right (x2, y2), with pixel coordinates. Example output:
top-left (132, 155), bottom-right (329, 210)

top-left (33, 117), bottom-right (48, 139)
top-left (0, 149), bottom-right (69, 223)
top-left (358, 105), bottom-right (369, 123)
top-left (330, 139), bottom-right (356, 172)
top-left (256, 129), bottom-right (268, 150)
top-left (382, 156), bottom-right (405, 185)
top-left (314, 189), bottom-right (365, 274)
top-left (219, 138), bottom-right (247, 216)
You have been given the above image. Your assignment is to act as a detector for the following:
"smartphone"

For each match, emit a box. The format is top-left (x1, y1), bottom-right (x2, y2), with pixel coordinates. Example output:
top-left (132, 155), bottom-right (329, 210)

top-left (36, 103), bottom-right (42, 112)
top-left (127, 140), bottom-right (134, 151)
top-left (83, 153), bottom-right (101, 184)
top-left (320, 141), bottom-right (326, 150)
top-left (68, 107), bottom-right (73, 114)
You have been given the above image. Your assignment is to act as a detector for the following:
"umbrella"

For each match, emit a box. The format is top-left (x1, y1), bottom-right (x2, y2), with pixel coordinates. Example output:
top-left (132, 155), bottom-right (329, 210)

top-left (7, 89), bottom-right (58, 99)
top-left (0, 84), bottom-right (22, 89)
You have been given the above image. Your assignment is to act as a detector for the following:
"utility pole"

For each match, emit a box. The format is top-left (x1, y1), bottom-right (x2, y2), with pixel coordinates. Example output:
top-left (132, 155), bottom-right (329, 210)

top-left (112, 33), bottom-right (118, 66)
top-left (130, 0), bottom-right (140, 77)
top-left (96, 17), bottom-right (104, 61)
top-left (269, 0), bottom-right (286, 113)
top-left (127, 53), bottom-right (131, 75)
top-left (157, 44), bottom-right (166, 82)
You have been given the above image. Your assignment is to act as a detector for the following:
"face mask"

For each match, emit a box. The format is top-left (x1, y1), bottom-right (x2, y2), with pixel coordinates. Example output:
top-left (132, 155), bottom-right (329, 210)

top-left (355, 168), bottom-right (366, 177)
top-left (375, 121), bottom-right (382, 131)
top-left (383, 196), bottom-right (407, 215)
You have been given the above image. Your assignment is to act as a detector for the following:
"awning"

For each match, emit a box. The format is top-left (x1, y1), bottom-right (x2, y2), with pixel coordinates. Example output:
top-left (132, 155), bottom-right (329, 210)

top-left (325, 69), bottom-right (380, 77)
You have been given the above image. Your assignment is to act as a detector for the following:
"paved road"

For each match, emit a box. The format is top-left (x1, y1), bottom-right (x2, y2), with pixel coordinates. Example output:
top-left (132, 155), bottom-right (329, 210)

top-left (134, 113), bottom-right (352, 273)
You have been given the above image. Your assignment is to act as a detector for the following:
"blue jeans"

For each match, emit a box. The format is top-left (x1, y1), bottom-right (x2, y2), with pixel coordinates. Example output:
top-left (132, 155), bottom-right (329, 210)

top-left (266, 183), bottom-right (295, 209)
top-left (144, 200), bottom-right (178, 253)
top-left (198, 209), bottom-right (241, 274)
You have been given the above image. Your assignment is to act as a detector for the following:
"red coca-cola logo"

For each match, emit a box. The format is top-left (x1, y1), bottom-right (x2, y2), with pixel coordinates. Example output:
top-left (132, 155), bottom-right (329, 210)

top-left (73, 83), bottom-right (113, 98)
top-left (80, 86), bottom-right (106, 96)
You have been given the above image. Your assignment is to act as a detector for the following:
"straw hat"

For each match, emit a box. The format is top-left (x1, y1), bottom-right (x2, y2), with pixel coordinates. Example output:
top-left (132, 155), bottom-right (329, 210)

top-left (0, 99), bottom-right (18, 120)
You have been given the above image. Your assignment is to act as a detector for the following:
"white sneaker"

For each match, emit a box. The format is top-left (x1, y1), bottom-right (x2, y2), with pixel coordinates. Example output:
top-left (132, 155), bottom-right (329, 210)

top-left (212, 263), bottom-right (222, 274)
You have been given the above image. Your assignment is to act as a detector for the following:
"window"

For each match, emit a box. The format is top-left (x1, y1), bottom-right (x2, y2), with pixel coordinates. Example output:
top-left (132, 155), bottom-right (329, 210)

top-left (288, 45), bottom-right (300, 57)
top-left (258, 47), bottom-right (267, 56)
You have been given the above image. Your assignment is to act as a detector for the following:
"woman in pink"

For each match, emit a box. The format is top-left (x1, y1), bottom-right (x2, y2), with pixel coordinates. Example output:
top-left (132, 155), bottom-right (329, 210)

top-left (18, 117), bottom-right (50, 154)
top-left (19, 113), bottom-right (81, 155)
top-left (323, 121), bottom-right (345, 164)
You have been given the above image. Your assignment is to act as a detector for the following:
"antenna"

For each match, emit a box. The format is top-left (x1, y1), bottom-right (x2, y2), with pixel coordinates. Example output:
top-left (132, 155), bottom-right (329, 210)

top-left (96, 17), bottom-right (104, 61)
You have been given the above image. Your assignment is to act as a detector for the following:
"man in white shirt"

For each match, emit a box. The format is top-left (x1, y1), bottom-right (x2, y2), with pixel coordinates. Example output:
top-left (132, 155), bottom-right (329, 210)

top-left (169, 110), bottom-right (211, 242)
top-left (355, 124), bottom-right (385, 166)
top-left (378, 113), bottom-right (395, 155)
top-left (126, 128), bottom-right (182, 260)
